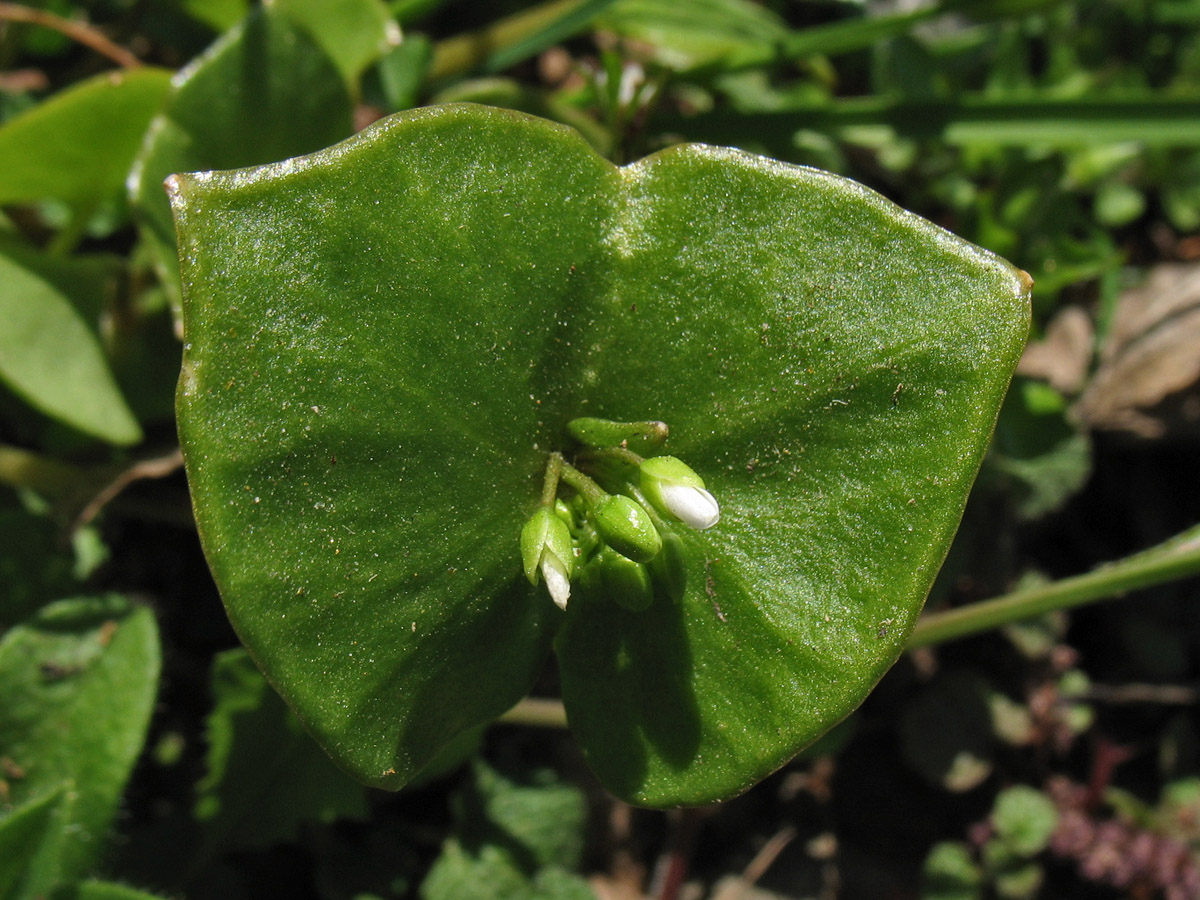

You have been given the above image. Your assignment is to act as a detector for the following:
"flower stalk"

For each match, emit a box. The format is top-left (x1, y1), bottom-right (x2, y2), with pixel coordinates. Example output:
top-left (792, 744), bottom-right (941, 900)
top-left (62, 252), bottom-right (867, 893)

top-left (521, 418), bottom-right (721, 611)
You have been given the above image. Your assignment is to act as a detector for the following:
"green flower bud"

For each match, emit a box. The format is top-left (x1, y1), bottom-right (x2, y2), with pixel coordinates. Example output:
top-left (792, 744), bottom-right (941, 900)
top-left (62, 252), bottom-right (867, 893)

top-left (648, 529), bottom-right (687, 604)
top-left (639, 456), bottom-right (720, 530)
top-left (593, 494), bottom-right (662, 563)
top-left (566, 417), bottom-right (668, 453)
top-left (519, 507), bottom-right (574, 609)
top-left (595, 548), bottom-right (654, 612)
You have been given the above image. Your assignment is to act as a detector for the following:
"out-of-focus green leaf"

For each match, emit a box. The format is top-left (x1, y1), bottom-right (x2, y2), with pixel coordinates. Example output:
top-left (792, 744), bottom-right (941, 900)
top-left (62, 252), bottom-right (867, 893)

top-left (988, 379), bottom-right (1090, 520)
top-left (0, 69), bottom-right (172, 208)
top-left (0, 503), bottom-right (77, 627)
top-left (180, 0), bottom-right (250, 32)
top-left (0, 787), bottom-right (67, 900)
top-left (455, 761), bottom-right (587, 871)
top-left (599, 0), bottom-right (787, 70)
top-left (422, 761), bottom-right (591, 900)
top-left (991, 786), bottom-right (1058, 856)
top-left (991, 861), bottom-right (1044, 900)
top-left (0, 243), bottom-right (121, 328)
top-left (421, 842), bottom-right (595, 900)
top-left (922, 840), bottom-right (983, 900)
top-left (373, 35), bottom-right (432, 111)
top-left (480, 0), bottom-right (618, 74)
top-left (900, 673), bottom-right (995, 792)
top-left (1094, 181), bottom-right (1146, 226)
top-left (194, 648), bottom-right (369, 853)
top-left (0, 254), bottom-right (141, 445)
top-left (171, 105), bottom-right (1028, 805)
top-left (428, 0), bottom-right (614, 81)
top-left (657, 97), bottom-right (1200, 154)
top-left (604, 0), bottom-right (1061, 74)
top-left (129, 6), bottom-right (354, 302)
top-left (273, 0), bottom-right (401, 86)
top-left (50, 881), bottom-right (174, 900)
top-left (1160, 152), bottom-right (1200, 231)
top-left (0, 596), bottom-right (159, 889)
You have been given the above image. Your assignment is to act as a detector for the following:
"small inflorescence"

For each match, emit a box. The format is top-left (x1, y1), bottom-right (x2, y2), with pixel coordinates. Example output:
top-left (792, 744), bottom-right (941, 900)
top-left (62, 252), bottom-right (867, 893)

top-left (520, 418), bottom-right (720, 612)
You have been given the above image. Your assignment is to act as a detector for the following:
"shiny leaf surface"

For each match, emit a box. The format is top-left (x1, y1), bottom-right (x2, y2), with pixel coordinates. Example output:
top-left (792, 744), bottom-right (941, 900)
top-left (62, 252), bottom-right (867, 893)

top-left (172, 104), bottom-right (1029, 805)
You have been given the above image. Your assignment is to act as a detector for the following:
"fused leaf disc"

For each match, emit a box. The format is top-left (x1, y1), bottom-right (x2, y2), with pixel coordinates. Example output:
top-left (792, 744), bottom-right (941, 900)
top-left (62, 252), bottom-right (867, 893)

top-left (172, 104), bottom-right (1029, 806)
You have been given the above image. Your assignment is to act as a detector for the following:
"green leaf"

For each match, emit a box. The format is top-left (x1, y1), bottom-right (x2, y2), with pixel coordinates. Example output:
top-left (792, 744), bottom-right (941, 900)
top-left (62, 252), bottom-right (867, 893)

top-left (194, 648), bottom-right (368, 853)
top-left (455, 761), bottom-right (587, 871)
top-left (0, 787), bottom-right (67, 900)
top-left (0, 253), bottom-right (142, 445)
top-left (0, 596), bottom-right (160, 886)
top-left (171, 104), bottom-right (1029, 805)
top-left (987, 378), bottom-right (1091, 520)
top-left (598, 0), bottom-right (787, 70)
top-left (990, 785), bottom-right (1058, 857)
top-left (0, 69), bottom-right (172, 208)
top-left (373, 34), bottom-right (432, 111)
top-left (130, 7), bottom-right (354, 300)
top-left (50, 881), bottom-right (173, 900)
top-left (477, 0), bottom-right (618, 75)
top-left (992, 861), bottom-right (1044, 900)
top-left (427, 0), bottom-right (618, 82)
top-left (421, 760), bottom-right (591, 900)
top-left (273, 0), bottom-right (401, 87)
top-left (179, 0), bottom-right (250, 32)
top-left (899, 673), bottom-right (995, 793)
top-left (921, 840), bottom-right (982, 900)
top-left (0, 504), bottom-right (77, 627)
top-left (420, 842), bottom-right (594, 900)
top-left (658, 97), bottom-right (1200, 155)
top-left (0, 242), bottom-right (123, 328)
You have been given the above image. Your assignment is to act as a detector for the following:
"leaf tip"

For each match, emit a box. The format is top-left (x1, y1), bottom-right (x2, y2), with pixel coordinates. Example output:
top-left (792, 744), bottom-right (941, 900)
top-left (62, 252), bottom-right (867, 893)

top-left (163, 173), bottom-right (187, 205)
top-left (1017, 268), bottom-right (1035, 295)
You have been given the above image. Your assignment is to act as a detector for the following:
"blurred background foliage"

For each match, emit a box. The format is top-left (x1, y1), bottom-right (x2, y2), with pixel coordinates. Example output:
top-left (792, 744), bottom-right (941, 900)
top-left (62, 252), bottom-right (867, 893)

top-left (1, 1), bottom-right (1199, 898)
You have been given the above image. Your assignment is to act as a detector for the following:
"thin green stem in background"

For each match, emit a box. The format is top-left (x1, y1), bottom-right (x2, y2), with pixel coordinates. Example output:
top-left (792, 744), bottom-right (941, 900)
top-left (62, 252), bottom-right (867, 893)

top-left (427, 0), bottom-right (616, 82)
top-left (0, 443), bottom-right (88, 496)
top-left (499, 521), bottom-right (1200, 729)
top-left (0, 2), bottom-right (140, 68)
top-left (657, 97), bottom-right (1200, 149)
top-left (496, 696), bottom-right (570, 729)
top-left (909, 522), bottom-right (1200, 647)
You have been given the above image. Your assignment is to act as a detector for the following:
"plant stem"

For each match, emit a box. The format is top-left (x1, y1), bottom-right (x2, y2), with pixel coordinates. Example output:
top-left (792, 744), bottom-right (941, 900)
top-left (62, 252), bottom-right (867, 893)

top-left (426, 0), bottom-right (581, 81)
top-left (558, 458), bottom-right (608, 505)
top-left (495, 696), bottom-right (569, 728)
top-left (46, 198), bottom-right (98, 257)
top-left (493, 525), bottom-right (1200, 730)
top-left (908, 522), bottom-right (1200, 648)
top-left (541, 451), bottom-right (563, 506)
top-left (0, 443), bottom-right (88, 496)
top-left (0, 2), bottom-right (140, 68)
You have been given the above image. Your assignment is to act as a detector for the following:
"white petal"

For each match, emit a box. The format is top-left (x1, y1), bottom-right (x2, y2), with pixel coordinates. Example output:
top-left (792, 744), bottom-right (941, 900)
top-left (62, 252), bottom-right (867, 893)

top-left (660, 483), bottom-right (720, 530)
top-left (541, 551), bottom-right (572, 610)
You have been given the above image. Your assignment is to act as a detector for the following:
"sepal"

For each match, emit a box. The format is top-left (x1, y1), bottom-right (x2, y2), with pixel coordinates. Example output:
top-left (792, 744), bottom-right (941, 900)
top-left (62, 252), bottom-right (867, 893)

top-left (640, 456), bottom-right (720, 530)
top-left (520, 506), bottom-right (575, 608)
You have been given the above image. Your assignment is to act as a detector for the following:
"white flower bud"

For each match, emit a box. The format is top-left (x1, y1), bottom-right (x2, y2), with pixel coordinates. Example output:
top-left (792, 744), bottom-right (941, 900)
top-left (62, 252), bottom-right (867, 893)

top-left (520, 506), bottom-right (575, 609)
top-left (656, 482), bottom-right (720, 530)
top-left (540, 548), bottom-right (572, 610)
top-left (640, 456), bottom-right (720, 530)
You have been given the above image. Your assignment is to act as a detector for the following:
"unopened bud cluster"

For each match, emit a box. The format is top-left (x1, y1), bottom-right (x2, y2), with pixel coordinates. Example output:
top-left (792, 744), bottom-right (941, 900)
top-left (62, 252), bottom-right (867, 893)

top-left (520, 418), bottom-right (719, 612)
